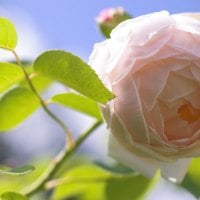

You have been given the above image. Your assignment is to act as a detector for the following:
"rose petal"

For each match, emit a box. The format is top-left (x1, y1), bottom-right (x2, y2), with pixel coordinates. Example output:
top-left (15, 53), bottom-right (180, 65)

top-left (174, 66), bottom-right (195, 80)
top-left (100, 104), bottom-right (112, 128)
top-left (141, 102), bottom-right (154, 129)
top-left (150, 102), bottom-right (165, 138)
top-left (148, 126), bottom-right (175, 148)
top-left (113, 74), bottom-right (149, 143)
top-left (109, 113), bottom-right (173, 161)
top-left (190, 64), bottom-right (200, 82)
top-left (164, 117), bottom-right (192, 140)
top-left (132, 45), bottom-right (182, 74)
top-left (159, 100), bottom-right (180, 121)
top-left (160, 158), bottom-right (191, 183)
top-left (111, 11), bottom-right (172, 46)
top-left (185, 89), bottom-right (200, 109)
top-left (180, 13), bottom-right (200, 21)
top-left (159, 72), bottom-right (198, 103)
top-left (168, 29), bottom-right (200, 57)
top-left (137, 58), bottom-right (189, 110)
top-left (172, 14), bottom-right (200, 35)
top-left (129, 28), bottom-right (172, 59)
top-left (108, 133), bottom-right (159, 178)
top-left (88, 40), bottom-right (110, 78)
top-left (107, 42), bottom-right (135, 84)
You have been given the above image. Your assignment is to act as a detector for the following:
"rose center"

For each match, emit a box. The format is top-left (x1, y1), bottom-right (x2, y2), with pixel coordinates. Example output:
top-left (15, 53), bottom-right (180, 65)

top-left (178, 103), bottom-right (200, 124)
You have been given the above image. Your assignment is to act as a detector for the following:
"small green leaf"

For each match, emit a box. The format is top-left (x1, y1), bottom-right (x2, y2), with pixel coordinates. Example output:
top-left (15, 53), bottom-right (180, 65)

top-left (0, 62), bottom-right (24, 93)
top-left (182, 158), bottom-right (200, 198)
top-left (0, 165), bottom-right (35, 176)
top-left (0, 18), bottom-right (18, 50)
top-left (33, 50), bottom-right (115, 104)
top-left (1, 192), bottom-right (28, 200)
top-left (0, 87), bottom-right (40, 131)
top-left (52, 164), bottom-right (159, 200)
top-left (51, 93), bottom-right (102, 120)
top-left (0, 160), bottom-right (47, 196)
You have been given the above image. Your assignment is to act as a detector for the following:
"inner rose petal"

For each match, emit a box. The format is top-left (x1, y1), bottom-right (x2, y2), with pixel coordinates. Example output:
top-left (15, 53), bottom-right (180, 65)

top-left (135, 58), bottom-right (190, 110)
top-left (159, 72), bottom-right (198, 103)
top-left (185, 90), bottom-right (200, 108)
top-left (190, 64), bottom-right (200, 82)
top-left (174, 65), bottom-right (196, 80)
top-left (178, 102), bottom-right (200, 124)
top-left (149, 102), bottom-right (165, 138)
top-left (164, 117), bottom-right (191, 140)
top-left (159, 99), bottom-right (200, 141)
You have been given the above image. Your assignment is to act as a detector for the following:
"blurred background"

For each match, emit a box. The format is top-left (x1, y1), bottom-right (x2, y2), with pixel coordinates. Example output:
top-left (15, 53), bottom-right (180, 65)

top-left (0, 0), bottom-right (200, 199)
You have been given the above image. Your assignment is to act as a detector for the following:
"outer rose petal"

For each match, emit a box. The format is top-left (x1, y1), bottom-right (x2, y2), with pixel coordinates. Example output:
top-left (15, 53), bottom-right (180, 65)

top-left (179, 13), bottom-right (200, 21)
top-left (108, 133), bottom-right (158, 178)
top-left (107, 110), bottom-right (174, 162)
top-left (160, 158), bottom-right (191, 183)
top-left (88, 40), bottom-right (110, 78)
top-left (172, 13), bottom-right (200, 35)
top-left (110, 11), bottom-right (172, 46)
top-left (112, 74), bottom-right (149, 143)
top-left (109, 133), bottom-right (191, 183)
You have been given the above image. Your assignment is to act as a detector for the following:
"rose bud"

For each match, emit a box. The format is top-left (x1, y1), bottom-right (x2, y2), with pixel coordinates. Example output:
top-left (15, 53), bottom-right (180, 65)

top-left (89, 11), bottom-right (200, 183)
top-left (96, 7), bottom-right (131, 38)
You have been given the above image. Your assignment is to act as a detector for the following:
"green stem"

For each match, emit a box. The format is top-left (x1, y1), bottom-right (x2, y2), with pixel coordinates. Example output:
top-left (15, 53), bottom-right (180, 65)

top-left (45, 175), bottom-right (125, 190)
top-left (11, 50), bottom-right (74, 147)
top-left (22, 120), bottom-right (102, 197)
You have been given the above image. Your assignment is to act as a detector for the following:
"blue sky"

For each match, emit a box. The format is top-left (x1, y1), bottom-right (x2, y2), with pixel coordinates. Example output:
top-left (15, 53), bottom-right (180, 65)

top-left (1, 0), bottom-right (200, 60)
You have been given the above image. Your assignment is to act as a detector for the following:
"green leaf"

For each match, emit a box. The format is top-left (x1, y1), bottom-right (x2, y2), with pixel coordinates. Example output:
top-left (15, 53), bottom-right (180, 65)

top-left (182, 158), bottom-right (200, 198)
top-left (1, 192), bottom-right (28, 200)
top-left (33, 50), bottom-right (115, 104)
top-left (0, 160), bottom-right (48, 196)
top-left (51, 93), bottom-right (102, 120)
top-left (0, 87), bottom-right (40, 131)
top-left (0, 18), bottom-right (17, 50)
top-left (52, 164), bottom-right (159, 200)
top-left (0, 62), bottom-right (24, 93)
top-left (0, 165), bottom-right (35, 176)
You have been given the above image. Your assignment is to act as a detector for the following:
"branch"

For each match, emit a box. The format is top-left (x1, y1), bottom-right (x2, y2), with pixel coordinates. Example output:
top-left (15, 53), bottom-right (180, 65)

top-left (11, 50), bottom-right (74, 147)
top-left (22, 120), bottom-right (102, 197)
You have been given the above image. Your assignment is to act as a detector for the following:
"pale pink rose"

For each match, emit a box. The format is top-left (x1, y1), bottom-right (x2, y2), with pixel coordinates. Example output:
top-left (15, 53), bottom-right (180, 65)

top-left (89, 11), bottom-right (200, 183)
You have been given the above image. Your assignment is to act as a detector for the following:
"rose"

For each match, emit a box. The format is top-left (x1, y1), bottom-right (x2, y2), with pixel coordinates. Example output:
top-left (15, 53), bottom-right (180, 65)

top-left (89, 11), bottom-right (200, 183)
top-left (96, 7), bottom-right (131, 38)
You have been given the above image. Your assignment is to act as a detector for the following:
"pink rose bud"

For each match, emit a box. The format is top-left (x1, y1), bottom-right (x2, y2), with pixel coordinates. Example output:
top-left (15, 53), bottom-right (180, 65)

top-left (89, 11), bottom-right (200, 183)
top-left (96, 7), bottom-right (131, 38)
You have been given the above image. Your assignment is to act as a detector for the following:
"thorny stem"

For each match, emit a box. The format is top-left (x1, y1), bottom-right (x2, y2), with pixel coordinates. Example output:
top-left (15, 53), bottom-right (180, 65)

top-left (22, 121), bottom-right (102, 197)
top-left (11, 50), bottom-right (74, 147)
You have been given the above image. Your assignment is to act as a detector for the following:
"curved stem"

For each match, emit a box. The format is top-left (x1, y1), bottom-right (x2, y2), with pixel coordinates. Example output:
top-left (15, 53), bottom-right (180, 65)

top-left (11, 50), bottom-right (74, 147)
top-left (45, 174), bottom-right (127, 190)
top-left (22, 120), bottom-right (102, 197)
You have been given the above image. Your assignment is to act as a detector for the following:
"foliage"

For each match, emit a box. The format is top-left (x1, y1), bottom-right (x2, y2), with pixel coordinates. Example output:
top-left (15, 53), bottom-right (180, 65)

top-left (52, 164), bottom-right (159, 200)
top-left (0, 9), bottom-right (197, 200)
